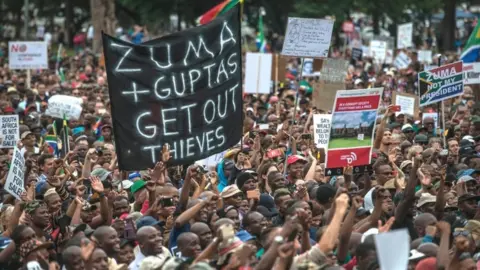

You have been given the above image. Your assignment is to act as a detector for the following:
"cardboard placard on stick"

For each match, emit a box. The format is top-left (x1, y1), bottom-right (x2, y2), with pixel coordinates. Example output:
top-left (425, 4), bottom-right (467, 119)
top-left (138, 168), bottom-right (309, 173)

top-left (392, 92), bottom-right (419, 119)
top-left (312, 80), bottom-right (345, 112)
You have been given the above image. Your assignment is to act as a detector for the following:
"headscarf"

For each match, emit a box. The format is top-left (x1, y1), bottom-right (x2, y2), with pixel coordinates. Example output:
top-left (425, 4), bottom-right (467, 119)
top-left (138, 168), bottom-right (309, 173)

top-left (217, 159), bottom-right (229, 192)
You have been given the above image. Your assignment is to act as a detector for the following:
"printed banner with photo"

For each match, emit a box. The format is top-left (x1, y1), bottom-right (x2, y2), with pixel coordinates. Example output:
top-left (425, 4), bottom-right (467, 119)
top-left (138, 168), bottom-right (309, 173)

top-left (418, 61), bottom-right (463, 107)
top-left (325, 88), bottom-right (383, 176)
top-left (464, 62), bottom-right (480, 85)
top-left (102, 6), bottom-right (243, 170)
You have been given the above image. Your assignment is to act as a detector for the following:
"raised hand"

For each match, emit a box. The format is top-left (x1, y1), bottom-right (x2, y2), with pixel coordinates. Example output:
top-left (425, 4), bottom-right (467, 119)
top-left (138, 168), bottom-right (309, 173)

top-left (378, 217), bottom-right (395, 233)
top-left (80, 238), bottom-right (96, 262)
top-left (145, 180), bottom-right (156, 192)
top-left (161, 144), bottom-right (171, 162)
top-left (90, 176), bottom-right (104, 193)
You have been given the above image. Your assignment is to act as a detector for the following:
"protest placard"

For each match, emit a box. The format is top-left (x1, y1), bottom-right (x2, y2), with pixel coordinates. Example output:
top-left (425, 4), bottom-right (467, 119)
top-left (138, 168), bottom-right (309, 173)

top-left (4, 147), bottom-right (25, 200)
top-left (369, 40), bottom-right (387, 63)
top-left (325, 88), bottom-right (383, 176)
top-left (392, 92), bottom-right (419, 118)
top-left (0, 115), bottom-right (19, 148)
top-left (397, 23), bottom-right (413, 49)
top-left (45, 95), bottom-right (83, 120)
top-left (394, 52), bottom-right (412, 70)
top-left (418, 61), bottom-right (464, 106)
top-left (385, 49), bottom-right (394, 64)
top-left (312, 81), bottom-right (344, 112)
top-left (103, 6), bottom-right (243, 170)
top-left (313, 114), bottom-right (332, 148)
top-left (281, 17), bottom-right (334, 58)
top-left (9, 41), bottom-right (48, 70)
top-left (418, 50), bottom-right (433, 63)
top-left (375, 229), bottom-right (410, 270)
top-left (244, 52), bottom-right (272, 94)
top-left (319, 59), bottom-right (349, 83)
top-left (352, 47), bottom-right (363, 61)
top-left (195, 151), bottom-right (226, 170)
top-left (464, 62), bottom-right (480, 85)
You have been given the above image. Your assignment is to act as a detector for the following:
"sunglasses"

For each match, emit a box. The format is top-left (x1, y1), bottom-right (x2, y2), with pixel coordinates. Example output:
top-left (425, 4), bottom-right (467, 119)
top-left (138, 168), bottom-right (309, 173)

top-left (453, 230), bottom-right (471, 238)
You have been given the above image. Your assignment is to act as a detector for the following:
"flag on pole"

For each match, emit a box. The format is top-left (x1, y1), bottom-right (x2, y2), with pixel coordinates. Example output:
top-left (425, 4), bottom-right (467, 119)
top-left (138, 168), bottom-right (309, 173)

top-left (60, 115), bottom-right (70, 157)
top-left (197, 0), bottom-right (242, 25)
top-left (461, 22), bottom-right (480, 63)
top-left (256, 12), bottom-right (266, 53)
top-left (45, 135), bottom-right (59, 157)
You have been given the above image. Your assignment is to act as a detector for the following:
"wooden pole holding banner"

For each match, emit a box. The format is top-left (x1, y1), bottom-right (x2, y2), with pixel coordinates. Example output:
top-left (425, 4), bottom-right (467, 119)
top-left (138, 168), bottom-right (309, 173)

top-left (275, 54), bottom-right (279, 94)
top-left (283, 58), bottom-right (305, 175)
top-left (437, 54), bottom-right (447, 147)
top-left (255, 55), bottom-right (262, 96)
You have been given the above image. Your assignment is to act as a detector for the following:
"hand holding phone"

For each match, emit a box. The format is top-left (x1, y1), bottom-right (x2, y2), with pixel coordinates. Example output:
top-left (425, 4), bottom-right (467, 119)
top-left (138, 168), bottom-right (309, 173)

top-left (391, 105), bottom-right (401, 112)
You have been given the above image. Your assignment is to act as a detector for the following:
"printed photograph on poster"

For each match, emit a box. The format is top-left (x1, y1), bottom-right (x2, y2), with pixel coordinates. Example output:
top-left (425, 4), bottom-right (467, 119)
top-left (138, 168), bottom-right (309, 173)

top-left (313, 114), bottom-right (332, 149)
top-left (281, 17), bottom-right (334, 58)
top-left (302, 58), bottom-right (314, 77)
top-left (244, 52), bottom-right (273, 94)
top-left (464, 63), bottom-right (480, 85)
top-left (0, 115), bottom-right (19, 148)
top-left (326, 88), bottom-right (383, 175)
top-left (329, 111), bottom-right (376, 149)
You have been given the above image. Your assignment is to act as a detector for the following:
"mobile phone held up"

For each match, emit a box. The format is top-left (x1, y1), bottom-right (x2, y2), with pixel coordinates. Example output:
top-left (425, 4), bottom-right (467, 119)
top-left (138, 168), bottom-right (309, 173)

top-left (391, 105), bottom-right (401, 112)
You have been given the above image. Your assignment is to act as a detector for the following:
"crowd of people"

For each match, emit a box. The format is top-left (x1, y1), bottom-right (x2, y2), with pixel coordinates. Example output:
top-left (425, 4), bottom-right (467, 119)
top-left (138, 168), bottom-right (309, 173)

top-left (2, 15), bottom-right (480, 270)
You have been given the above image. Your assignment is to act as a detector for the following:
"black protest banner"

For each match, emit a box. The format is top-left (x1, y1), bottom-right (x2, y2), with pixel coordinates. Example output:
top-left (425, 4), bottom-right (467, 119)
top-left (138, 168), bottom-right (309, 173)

top-left (103, 6), bottom-right (243, 171)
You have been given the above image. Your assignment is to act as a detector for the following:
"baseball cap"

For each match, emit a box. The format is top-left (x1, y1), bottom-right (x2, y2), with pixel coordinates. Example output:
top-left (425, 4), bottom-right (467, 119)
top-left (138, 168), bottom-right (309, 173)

top-left (457, 169), bottom-right (478, 178)
top-left (287, 155), bottom-right (307, 166)
top-left (414, 134), bottom-right (428, 143)
top-left (256, 205), bottom-right (278, 218)
top-left (417, 193), bottom-right (436, 207)
top-left (130, 180), bottom-right (146, 194)
top-left (91, 168), bottom-right (112, 181)
top-left (402, 124), bottom-right (414, 132)
top-left (122, 180), bottom-right (134, 190)
top-left (3, 107), bottom-right (14, 113)
top-left (458, 175), bottom-right (476, 184)
top-left (136, 216), bottom-right (164, 230)
top-left (21, 131), bottom-right (33, 140)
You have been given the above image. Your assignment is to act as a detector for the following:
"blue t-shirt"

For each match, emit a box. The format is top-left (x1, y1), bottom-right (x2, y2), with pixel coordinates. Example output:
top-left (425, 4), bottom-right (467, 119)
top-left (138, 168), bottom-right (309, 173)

top-left (168, 223), bottom-right (190, 257)
top-left (131, 32), bottom-right (144, 44)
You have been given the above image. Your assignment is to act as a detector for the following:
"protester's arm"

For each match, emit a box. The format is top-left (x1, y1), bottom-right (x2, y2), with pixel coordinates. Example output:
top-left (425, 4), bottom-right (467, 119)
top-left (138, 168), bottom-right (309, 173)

top-left (174, 199), bottom-right (208, 229)
top-left (436, 221), bottom-right (451, 270)
top-left (70, 197), bottom-right (83, 225)
top-left (192, 237), bottom-right (221, 264)
top-left (6, 200), bottom-right (24, 237)
top-left (394, 156), bottom-right (421, 223)
top-left (303, 111), bottom-right (314, 134)
top-left (337, 196), bottom-right (361, 262)
top-left (192, 175), bottom-right (208, 199)
top-left (89, 177), bottom-right (111, 227)
top-left (0, 242), bottom-right (15, 263)
top-left (373, 106), bottom-right (391, 149)
top-left (297, 209), bottom-right (311, 253)
top-left (434, 167), bottom-right (446, 220)
top-left (81, 149), bottom-right (96, 179)
top-left (179, 167), bottom-right (195, 211)
top-left (255, 219), bottom-right (296, 270)
top-left (318, 193), bottom-right (349, 253)
top-left (357, 172), bottom-right (372, 198)
top-left (304, 150), bottom-right (317, 181)
top-left (272, 243), bottom-right (295, 270)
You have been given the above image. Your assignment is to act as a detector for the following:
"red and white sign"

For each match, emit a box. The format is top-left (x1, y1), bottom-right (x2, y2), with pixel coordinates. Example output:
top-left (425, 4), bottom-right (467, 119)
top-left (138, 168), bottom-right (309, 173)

top-left (9, 41), bottom-right (48, 70)
top-left (342, 21), bottom-right (355, 33)
top-left (326, 88), bottom-right (383, 172)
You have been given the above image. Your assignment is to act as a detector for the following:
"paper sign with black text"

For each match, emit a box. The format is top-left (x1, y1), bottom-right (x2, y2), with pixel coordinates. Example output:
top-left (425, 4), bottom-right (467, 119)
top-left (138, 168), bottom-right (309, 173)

top-left (9, 41), bottom-right (48, 70)
top-left (352, 48), bottom-right (363, 61)
top-left (5, 147), bottom-right (25, 200)
top-left (394, 52), bottom-right (412, 70)
top-left (244, 52), bottom-right (272, 94)
top-left (282, 17), bottom-right (334, 58)
top-left (464, 63), bottom-right (480, 85)
top-left (369, 40), bottom-right (387, 63)
top-left (0, 115), bottom-right (19, 148)
top-left (326, 88), bottom-right (383, 176)
top-left (45, 95), bottom-right (83, 120)
top-left (103, 6), bottom-right (243, 170)
top-left (313, 114), bottom-right (332, 148)
top-left (397, 23), bottom-right (413, 49)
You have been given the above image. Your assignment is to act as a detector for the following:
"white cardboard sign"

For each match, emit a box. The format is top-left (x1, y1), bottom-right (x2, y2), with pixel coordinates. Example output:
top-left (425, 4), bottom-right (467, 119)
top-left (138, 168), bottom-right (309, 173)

top-left (418, 50), bottom-right (433, 63)
top-left (393, 52), bottom-right (412, 70)
top-left (397, 23), bottom-right (413, 49)
top-left (5, 147), bottom-right (25, 200)
top-left (9, 41), bottom-right (48, 70)
top-left (313, 114), bottom-right (332, 148)
top-left (464, 63), bottom-right (480, 85)
top-left (0, 115), bottom-right (19, 148)
top-left (369, 40), bottom-right (387, 63)
top-left (395, 94), bottom-right (415, 116)
top-left (282, 17), bottom-right (334, 58)
top-left (45, 95), bottom-right (83, 120)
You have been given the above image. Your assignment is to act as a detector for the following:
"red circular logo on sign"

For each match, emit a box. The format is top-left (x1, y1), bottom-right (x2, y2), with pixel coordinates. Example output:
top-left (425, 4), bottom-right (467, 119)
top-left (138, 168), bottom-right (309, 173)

top-left (19, 44), bottom-right (27, 52)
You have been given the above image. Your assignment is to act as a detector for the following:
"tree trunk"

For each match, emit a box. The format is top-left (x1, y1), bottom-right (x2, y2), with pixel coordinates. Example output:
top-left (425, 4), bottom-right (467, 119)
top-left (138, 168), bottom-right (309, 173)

top-left (65, 0), bottom-right (74, 47)
top-left (441, 0), bottom-right (456, 52)
top-left (91, 0), bottom-right (117, 54)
